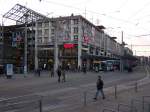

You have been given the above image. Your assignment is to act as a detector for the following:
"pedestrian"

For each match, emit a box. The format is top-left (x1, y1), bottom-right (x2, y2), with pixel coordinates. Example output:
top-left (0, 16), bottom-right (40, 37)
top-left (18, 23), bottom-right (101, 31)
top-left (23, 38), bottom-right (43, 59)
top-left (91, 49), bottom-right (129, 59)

top-left (83, 63), bottom-right (87, 74)
top-left (50, 67), bottom-right (54, 77)
top-left (37, 67), bottom-right (41, 77)
top-left (62, 69), bottom-right (66, 82)
top-left (78, 66), bottom-right (81, 72)
top-left (93, 75), bottom-right (105, 100)
top-left (57, 66), bottom-right (61, 83)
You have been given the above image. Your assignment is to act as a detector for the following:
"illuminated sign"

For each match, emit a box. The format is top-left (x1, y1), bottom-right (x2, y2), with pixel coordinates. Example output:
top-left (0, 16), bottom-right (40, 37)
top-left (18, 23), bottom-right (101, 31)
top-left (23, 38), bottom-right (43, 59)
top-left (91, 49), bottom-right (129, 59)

top-left (64, 43), bottom-right (75, 48)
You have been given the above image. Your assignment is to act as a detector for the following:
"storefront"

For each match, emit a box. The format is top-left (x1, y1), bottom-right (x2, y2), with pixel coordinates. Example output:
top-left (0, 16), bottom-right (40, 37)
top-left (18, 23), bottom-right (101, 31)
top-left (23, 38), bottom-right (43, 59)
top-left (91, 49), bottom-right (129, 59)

top-left (60, 43), bottom-right (78, 70)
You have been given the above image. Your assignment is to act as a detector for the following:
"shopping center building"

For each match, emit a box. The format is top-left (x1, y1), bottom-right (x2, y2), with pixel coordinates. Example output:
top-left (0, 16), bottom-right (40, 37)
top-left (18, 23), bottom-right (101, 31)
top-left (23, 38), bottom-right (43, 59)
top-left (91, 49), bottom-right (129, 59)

top-left (0, 4), bottom-right (136, 73)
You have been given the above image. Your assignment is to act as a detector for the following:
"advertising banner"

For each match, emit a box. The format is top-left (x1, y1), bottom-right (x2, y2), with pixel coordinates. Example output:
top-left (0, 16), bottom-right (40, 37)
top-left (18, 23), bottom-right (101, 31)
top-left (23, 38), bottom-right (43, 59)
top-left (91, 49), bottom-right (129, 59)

top-left (6, 64), bottom-right (13, 76)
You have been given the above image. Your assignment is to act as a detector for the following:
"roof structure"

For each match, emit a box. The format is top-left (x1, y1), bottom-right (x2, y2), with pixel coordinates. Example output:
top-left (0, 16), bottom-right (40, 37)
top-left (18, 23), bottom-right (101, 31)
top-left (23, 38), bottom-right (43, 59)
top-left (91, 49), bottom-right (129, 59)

top-left (3, 4), bottom-right (49, 24)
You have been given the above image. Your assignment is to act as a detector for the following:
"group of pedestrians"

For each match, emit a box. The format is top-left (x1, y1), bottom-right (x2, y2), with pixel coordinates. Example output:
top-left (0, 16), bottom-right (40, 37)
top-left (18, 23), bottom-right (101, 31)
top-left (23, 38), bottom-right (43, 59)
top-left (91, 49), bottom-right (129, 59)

top-left (36, 66), bottom-right (105, 101)
top-left (35, 66), bottom-right (66, 83)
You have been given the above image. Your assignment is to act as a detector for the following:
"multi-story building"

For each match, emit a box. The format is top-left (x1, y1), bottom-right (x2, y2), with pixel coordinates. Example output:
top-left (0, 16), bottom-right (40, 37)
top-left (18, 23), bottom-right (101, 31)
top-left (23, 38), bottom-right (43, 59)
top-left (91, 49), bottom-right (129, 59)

top-left (36, 15), bottom-right (125, 71)
top-left (1, 4), bottom-right (136, 73)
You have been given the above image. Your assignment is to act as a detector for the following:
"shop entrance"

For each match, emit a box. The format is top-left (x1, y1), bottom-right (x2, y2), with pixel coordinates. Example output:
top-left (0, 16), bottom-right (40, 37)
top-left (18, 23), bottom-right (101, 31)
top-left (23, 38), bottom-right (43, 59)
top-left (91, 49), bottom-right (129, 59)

top-left (62, 59), bottom-right (78, 71)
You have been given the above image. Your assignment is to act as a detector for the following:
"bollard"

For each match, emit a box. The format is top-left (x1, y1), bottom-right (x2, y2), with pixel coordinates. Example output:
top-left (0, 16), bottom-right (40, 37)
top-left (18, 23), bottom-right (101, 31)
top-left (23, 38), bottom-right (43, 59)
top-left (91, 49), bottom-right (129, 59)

top-left (131, 100), bottom-right (134, 112)
top-left (115, 85), bottom-right (117, 99)
top-left (84, 91), bottom-right (87, 106)
top-left (142, 97), bottom-right (144, 112)
top-left (148, 104), bottom-right (150, 112)
top-left (135, 82), bottom-right (138, 93)
top-left (39, 99), bottom-right (42, 112)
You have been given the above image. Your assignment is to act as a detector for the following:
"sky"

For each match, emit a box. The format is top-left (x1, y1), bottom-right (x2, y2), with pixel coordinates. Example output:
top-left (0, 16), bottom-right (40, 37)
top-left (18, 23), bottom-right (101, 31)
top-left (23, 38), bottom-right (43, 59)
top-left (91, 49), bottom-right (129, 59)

top-left (0, 0), bottom-right (150, 56)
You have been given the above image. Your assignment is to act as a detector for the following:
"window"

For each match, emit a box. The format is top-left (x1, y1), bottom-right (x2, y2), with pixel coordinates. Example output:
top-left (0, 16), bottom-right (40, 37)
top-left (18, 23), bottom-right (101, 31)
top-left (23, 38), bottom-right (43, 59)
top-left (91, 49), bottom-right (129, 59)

top-left (73, 19), bottom-right (78, 24)
top-left (38, 37), bottom-right (42, 43)
top-left (89, 47), bottom-right (93, 54)
top-left (51, 21), bottom-right (55, 27)
top-left (44, 37), bottom-right (48, 43)
top-left (38, 23), bottom-right (42, 27)
top-left (74, 27), bottom-right (78, 34)
top-left (44, 29), bottom-right (49, 35)
top-left (51, 29), bottom-right (55, 35)
top-left (38, 30), bottom-right (42, 36)
top-left (44, 22), bottom-right (49, 27)
top-left (74, 35), bottom-right (78, 40)
top-left (96, 48), bottom-right (99, 55)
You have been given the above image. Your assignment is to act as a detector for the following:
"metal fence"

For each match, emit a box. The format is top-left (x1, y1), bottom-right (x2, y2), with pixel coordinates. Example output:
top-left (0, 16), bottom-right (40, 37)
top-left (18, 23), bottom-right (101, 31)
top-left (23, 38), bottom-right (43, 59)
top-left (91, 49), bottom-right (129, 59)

top-left (0, 94), bottom-right (42, 112)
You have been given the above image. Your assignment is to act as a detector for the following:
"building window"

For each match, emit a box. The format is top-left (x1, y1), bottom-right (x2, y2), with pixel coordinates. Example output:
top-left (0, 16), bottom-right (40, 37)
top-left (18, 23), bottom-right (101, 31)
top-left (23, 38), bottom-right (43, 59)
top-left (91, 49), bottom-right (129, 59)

top-left (74, 27), bottom-right (78, 34)
top-left (38, 37), bottom-right (42, 43)
top-left (44, 29), bottom-right (49, 35)
top-left (51, 36), bottom-right (55, 42)
top-left (96, 48), bottom-right (99, 55)
top-left (44, 22), bottom-right (49, 27)
top-left (74, 35), bottom-right (78, 40)
top-left (38, 30), bottom-right (42, 36)
top-left (73, 19), bottom-right (78, 24)
top-left (44, 37), bottom-right (48, 43)
top-left (38, 23), bottom-right (42, 27)
top-left (51, 29), bottom-right (55, 35)
top-left (89, 47), bottom-right (93, 54)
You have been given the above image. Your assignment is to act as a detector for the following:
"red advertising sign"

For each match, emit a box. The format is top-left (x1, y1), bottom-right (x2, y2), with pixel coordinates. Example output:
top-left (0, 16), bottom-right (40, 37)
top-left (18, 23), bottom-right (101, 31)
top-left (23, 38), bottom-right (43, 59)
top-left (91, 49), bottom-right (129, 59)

top-left (64, 43), bottom-right (74, 48)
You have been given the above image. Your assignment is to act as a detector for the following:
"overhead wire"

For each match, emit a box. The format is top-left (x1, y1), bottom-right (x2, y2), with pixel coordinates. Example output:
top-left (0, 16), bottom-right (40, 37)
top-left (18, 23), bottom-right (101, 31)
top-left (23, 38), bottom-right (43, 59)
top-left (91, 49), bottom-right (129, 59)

top-left (42, 0), bottom-right (150, 34)
top-left (116, 0), bottom-right (129, 12)
top-left (128, 1), bottom-right (150, 20)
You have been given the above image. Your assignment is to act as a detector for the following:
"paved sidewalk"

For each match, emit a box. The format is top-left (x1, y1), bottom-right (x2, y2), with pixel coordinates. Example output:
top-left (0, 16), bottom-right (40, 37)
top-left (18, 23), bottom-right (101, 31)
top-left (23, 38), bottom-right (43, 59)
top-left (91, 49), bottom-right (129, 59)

top-left (0, 66), bottom-right (149, 112)
top-left (46, 78), bottom-right (150, 112)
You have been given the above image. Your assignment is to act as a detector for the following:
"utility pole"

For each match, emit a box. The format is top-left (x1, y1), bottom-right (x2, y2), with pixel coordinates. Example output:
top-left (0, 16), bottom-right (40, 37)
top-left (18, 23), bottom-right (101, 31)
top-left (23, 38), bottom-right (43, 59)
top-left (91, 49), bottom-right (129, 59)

top-left (0, 17), bottom-right (4, 68)
top-left (120, 31), bottom-right (124, 72)
top-left (24, 13), bottom-right (29, 76)
top-left (121, 31), bottom-right (123, 44)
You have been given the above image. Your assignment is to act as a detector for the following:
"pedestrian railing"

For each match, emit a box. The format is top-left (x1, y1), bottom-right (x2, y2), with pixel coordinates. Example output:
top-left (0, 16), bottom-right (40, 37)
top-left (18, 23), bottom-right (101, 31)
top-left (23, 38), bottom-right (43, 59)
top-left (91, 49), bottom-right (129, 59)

top-left (131, 99), bottom-right (150, 112)
top-left (117, 103), bottom-right (137, 112)
top-left (0, 72), bottom-right (149, 112)
top-left (0, 94), bottom-right (42, 112)
top-left (83, 80), bottom-right (149, 111)
top-left (142, 96), bottom-right (150, 112)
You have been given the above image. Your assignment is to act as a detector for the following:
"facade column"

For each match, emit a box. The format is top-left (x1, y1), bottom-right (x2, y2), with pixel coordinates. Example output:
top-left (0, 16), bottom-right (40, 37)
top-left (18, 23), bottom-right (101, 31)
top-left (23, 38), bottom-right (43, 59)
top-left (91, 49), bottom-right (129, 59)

top-left (70, 19), bottom-right (74, 41)
top-left (24, 14), bottom-right (28, 75)
top-left (54, 20), bottom-right (59, 72)
top-left (78, 18), bottom-right (82, 67)
top-left (35, 22), bottom-right (38, 70)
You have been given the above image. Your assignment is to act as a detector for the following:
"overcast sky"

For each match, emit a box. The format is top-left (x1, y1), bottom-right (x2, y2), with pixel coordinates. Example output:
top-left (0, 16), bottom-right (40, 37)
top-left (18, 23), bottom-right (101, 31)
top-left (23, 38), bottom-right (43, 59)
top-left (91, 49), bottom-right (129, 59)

top-left (0, 0), bottom-right (150, 56)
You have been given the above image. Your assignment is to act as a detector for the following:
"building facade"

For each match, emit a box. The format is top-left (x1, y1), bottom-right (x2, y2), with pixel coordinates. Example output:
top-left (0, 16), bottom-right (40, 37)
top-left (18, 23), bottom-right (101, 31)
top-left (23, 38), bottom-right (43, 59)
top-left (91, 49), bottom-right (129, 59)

top-left (0, 4), bottom-right (136, 73)
top-left (35, 15), bottom-right (125, 71)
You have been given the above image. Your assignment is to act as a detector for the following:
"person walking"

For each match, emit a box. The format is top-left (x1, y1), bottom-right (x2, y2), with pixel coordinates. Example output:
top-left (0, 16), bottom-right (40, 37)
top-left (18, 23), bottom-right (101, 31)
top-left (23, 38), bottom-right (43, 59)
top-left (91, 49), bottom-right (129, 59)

top-left (62, 69), bottom-right (66, 82)
top-left (37, 67), bottom-right (41, 77)
top-left (50, 67), bottom-right (54, 77)
top-left (57, 66), bottom-right (61, 83)
top-left (93, 75), bottom-right (105, 100)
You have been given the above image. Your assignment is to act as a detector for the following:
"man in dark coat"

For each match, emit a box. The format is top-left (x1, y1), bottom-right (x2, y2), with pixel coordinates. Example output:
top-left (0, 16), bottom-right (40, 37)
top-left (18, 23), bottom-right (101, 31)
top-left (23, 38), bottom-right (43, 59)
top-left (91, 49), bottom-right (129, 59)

top-left (93, 75), bottom-right (105, 100)
top-left (57, 67), bottom-right (61, 83)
